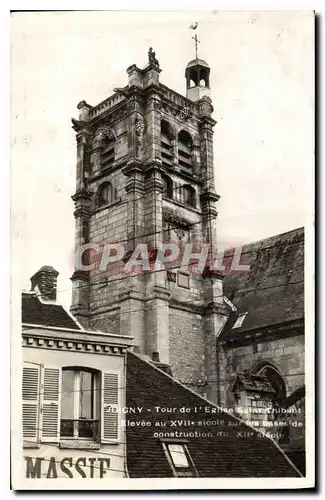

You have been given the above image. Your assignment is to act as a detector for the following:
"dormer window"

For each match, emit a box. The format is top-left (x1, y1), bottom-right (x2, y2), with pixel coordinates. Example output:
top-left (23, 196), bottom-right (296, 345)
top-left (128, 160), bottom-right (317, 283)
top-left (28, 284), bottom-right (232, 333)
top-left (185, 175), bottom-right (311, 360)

top-left (162, 442), bottom-right (197, 477)
top-left (232, 312), bottom-right (247, 329)
top-left (178, 130), bottom-right (193, 169)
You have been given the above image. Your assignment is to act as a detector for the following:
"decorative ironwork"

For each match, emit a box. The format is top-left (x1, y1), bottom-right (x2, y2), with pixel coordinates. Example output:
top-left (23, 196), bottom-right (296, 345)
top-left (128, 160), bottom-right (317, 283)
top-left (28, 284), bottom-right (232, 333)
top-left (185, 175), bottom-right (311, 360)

top-left (60, 419), bottom-right (99, 439)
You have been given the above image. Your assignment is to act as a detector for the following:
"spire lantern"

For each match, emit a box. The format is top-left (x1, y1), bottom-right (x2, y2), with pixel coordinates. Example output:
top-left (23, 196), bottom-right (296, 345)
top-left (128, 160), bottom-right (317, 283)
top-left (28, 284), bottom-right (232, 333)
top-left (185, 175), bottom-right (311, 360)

top-left (186, 24), bottom-right (211, 101)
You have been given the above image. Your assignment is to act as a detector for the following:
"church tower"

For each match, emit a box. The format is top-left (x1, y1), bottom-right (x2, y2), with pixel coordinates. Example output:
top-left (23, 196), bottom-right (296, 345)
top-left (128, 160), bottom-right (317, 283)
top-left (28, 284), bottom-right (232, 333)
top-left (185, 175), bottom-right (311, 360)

top-left (70, 47), bottom-right (229, 402)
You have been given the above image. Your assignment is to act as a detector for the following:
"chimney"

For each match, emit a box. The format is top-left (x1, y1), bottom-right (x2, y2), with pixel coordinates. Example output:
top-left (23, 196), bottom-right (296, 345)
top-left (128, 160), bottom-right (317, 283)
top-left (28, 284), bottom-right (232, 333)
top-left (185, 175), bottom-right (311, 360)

top-left (30, 266), bottom-right (59, 302)
top-left (152, 352), bottom-right (160, 362)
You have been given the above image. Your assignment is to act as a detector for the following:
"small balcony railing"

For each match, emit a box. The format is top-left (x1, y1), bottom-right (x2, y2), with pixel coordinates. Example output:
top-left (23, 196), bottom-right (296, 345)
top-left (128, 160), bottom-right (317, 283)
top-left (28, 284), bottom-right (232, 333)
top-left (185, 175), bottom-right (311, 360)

top-left (60, 419), bottom-right (99, 439)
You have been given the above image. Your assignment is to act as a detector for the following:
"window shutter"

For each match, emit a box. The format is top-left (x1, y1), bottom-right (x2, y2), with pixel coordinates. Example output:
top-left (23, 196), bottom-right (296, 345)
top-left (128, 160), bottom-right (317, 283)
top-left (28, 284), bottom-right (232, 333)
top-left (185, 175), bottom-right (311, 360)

top-left (22, 362), bottom-right (41, 442)
top-left (101, 372), bottom-right (119, 443)
top-left (40, 366), bottom-right (61, 442)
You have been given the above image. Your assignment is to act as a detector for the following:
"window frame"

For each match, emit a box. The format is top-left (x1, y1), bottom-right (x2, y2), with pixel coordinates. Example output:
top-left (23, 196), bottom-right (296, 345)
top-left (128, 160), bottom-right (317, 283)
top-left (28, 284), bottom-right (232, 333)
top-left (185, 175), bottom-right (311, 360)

top-left (182, 184), bottom-right (196, 208)
top-left (60, 368), bottom-right (99, 441)
top-left (162, 442), bottom-right (198, 477)
top-left (22, 363), bottom-right (121, 447)
top-left (232, 312), bottom-right (247, 329)
top-left (97, 181), bottom-right (113, 209)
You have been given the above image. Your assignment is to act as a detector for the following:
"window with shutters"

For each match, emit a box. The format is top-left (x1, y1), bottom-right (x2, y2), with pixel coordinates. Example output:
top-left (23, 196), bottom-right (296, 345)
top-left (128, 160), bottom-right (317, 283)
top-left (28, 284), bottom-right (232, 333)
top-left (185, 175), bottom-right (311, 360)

top-left (22, 364), bottom-right (120, 445)
top-left (60, 368), bottom-right (100, 441)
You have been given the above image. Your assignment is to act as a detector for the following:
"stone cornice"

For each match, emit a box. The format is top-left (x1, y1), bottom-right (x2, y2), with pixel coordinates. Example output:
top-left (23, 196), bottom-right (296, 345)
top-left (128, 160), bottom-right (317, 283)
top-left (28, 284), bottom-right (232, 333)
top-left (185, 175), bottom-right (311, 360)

top-left (71, 188), bottom-right (92, 203)
top-left (122, 159), bottom-right (144, 177)
top-left (119, 289), bottom-right (146, 303)
top-left (22, 334), bottom-right (129, 356)
top-left (161, 164), bottom-right (201, 185)
top-left (199, 116), bottom-right (217, 129)
top-left (91, 198), bottom-right (126, 216)
top-left (149, 285), bottom-right (171, 302)
top-left (158, 83), bottom-right (199, 115)
top-left (200, 191), bottom-right (221, 204)
top-left (204, 301), bottom-right (229, 316)
top-left (162, 206), bottom-right (199, 228)
top-left (88, 156), bottom-right (128, 183)
top-left (73, 206), bottom-right (91, 219)
top-left (169, 298), bottom-right (204, 315)
top-left (22, 324), bottom-right (133, 353)
top-left (220, 318), bottom-right (305, 349)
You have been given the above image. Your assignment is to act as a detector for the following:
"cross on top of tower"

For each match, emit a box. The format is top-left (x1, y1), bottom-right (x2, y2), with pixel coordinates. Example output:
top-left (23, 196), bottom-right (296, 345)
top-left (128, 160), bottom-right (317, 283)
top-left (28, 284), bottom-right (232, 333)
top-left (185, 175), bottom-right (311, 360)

top-left (189, 22), bottom-right (200, 59)
top-left (192, 33), bottom-right (200, 59)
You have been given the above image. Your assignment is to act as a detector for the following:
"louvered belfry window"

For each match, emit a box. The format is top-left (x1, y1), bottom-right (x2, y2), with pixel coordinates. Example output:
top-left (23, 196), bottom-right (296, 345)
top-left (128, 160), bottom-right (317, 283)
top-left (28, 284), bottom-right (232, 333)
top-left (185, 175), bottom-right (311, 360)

top-left (22, 363), bottom-right (120, 444)
top-left (178, 130), bottom-right (193, 170)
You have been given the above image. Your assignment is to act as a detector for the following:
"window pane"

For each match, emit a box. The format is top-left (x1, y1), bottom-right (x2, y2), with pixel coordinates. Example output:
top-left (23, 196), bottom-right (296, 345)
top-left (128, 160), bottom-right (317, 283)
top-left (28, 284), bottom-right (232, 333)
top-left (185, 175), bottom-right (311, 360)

top-left (79, 371), bottom-right (93, 419)
top-left (168, 444), bottom-right (189, 468)
top-left (232, 313), bottom-right (247, 329)
top-left (61, 370), bottom-right (75, 419)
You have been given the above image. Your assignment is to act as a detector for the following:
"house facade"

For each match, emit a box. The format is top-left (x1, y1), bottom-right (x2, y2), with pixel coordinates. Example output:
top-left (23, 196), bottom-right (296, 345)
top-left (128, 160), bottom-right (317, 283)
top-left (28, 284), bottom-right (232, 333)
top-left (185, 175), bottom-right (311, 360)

top-left (22, 266), bottom-right (133, 479)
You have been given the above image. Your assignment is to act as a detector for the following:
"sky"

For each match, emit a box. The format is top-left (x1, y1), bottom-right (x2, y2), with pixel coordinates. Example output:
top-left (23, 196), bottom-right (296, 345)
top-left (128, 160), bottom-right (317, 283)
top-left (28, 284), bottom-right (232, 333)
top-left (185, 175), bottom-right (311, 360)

top-left (11, 10), bottom-right (314, 308)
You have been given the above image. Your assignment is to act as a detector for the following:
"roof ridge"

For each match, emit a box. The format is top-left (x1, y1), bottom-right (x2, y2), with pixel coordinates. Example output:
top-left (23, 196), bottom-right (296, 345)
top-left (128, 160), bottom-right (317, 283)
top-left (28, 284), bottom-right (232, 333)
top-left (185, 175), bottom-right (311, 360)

top-left (127, 351), bottom-right (301, 476)
top-left (241, 226), bottom-right (305, 250)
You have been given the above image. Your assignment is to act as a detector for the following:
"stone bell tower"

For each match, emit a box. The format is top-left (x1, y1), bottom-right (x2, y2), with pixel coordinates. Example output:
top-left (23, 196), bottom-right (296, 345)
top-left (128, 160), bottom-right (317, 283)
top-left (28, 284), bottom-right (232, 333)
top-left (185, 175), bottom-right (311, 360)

top-left (70, 48), bottom-right (229, 402)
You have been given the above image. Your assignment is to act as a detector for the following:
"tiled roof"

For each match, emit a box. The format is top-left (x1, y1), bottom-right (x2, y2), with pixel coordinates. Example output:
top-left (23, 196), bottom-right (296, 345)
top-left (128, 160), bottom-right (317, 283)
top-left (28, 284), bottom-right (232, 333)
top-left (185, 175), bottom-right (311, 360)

top-left (21, 292), bottom-right (81, 331)
top-left (126, 352), bottom-right (300, 478)
top-left (221, 227), bottom-right (304, 337)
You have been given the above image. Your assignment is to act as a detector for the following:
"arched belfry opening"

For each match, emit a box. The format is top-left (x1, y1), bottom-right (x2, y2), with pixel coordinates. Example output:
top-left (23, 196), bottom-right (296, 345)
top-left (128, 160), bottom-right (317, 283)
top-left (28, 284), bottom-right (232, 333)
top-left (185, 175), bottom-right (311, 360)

top-left (185, 59), bottom-right (211, 102)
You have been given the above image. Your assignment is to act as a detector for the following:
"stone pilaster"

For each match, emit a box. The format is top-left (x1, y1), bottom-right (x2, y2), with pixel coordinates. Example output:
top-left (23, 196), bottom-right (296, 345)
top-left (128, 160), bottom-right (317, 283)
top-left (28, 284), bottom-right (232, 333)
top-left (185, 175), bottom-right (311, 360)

top-left (144, 285), bottom-right (171, 364)
top-left (203, 300), bottom-right (229, 404)
top-left (70, 185), bottom-right (92, 326)
top-left (119, 285), bottom-right (146, 353)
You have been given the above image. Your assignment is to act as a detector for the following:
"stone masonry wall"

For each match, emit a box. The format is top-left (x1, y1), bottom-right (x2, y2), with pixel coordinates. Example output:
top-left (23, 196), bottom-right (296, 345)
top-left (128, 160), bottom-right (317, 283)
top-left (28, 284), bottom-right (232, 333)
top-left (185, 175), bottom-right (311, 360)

top-left (221, 334), bottom-right (305, 408)
top-left (169, 306), bottom-right (205, 386)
